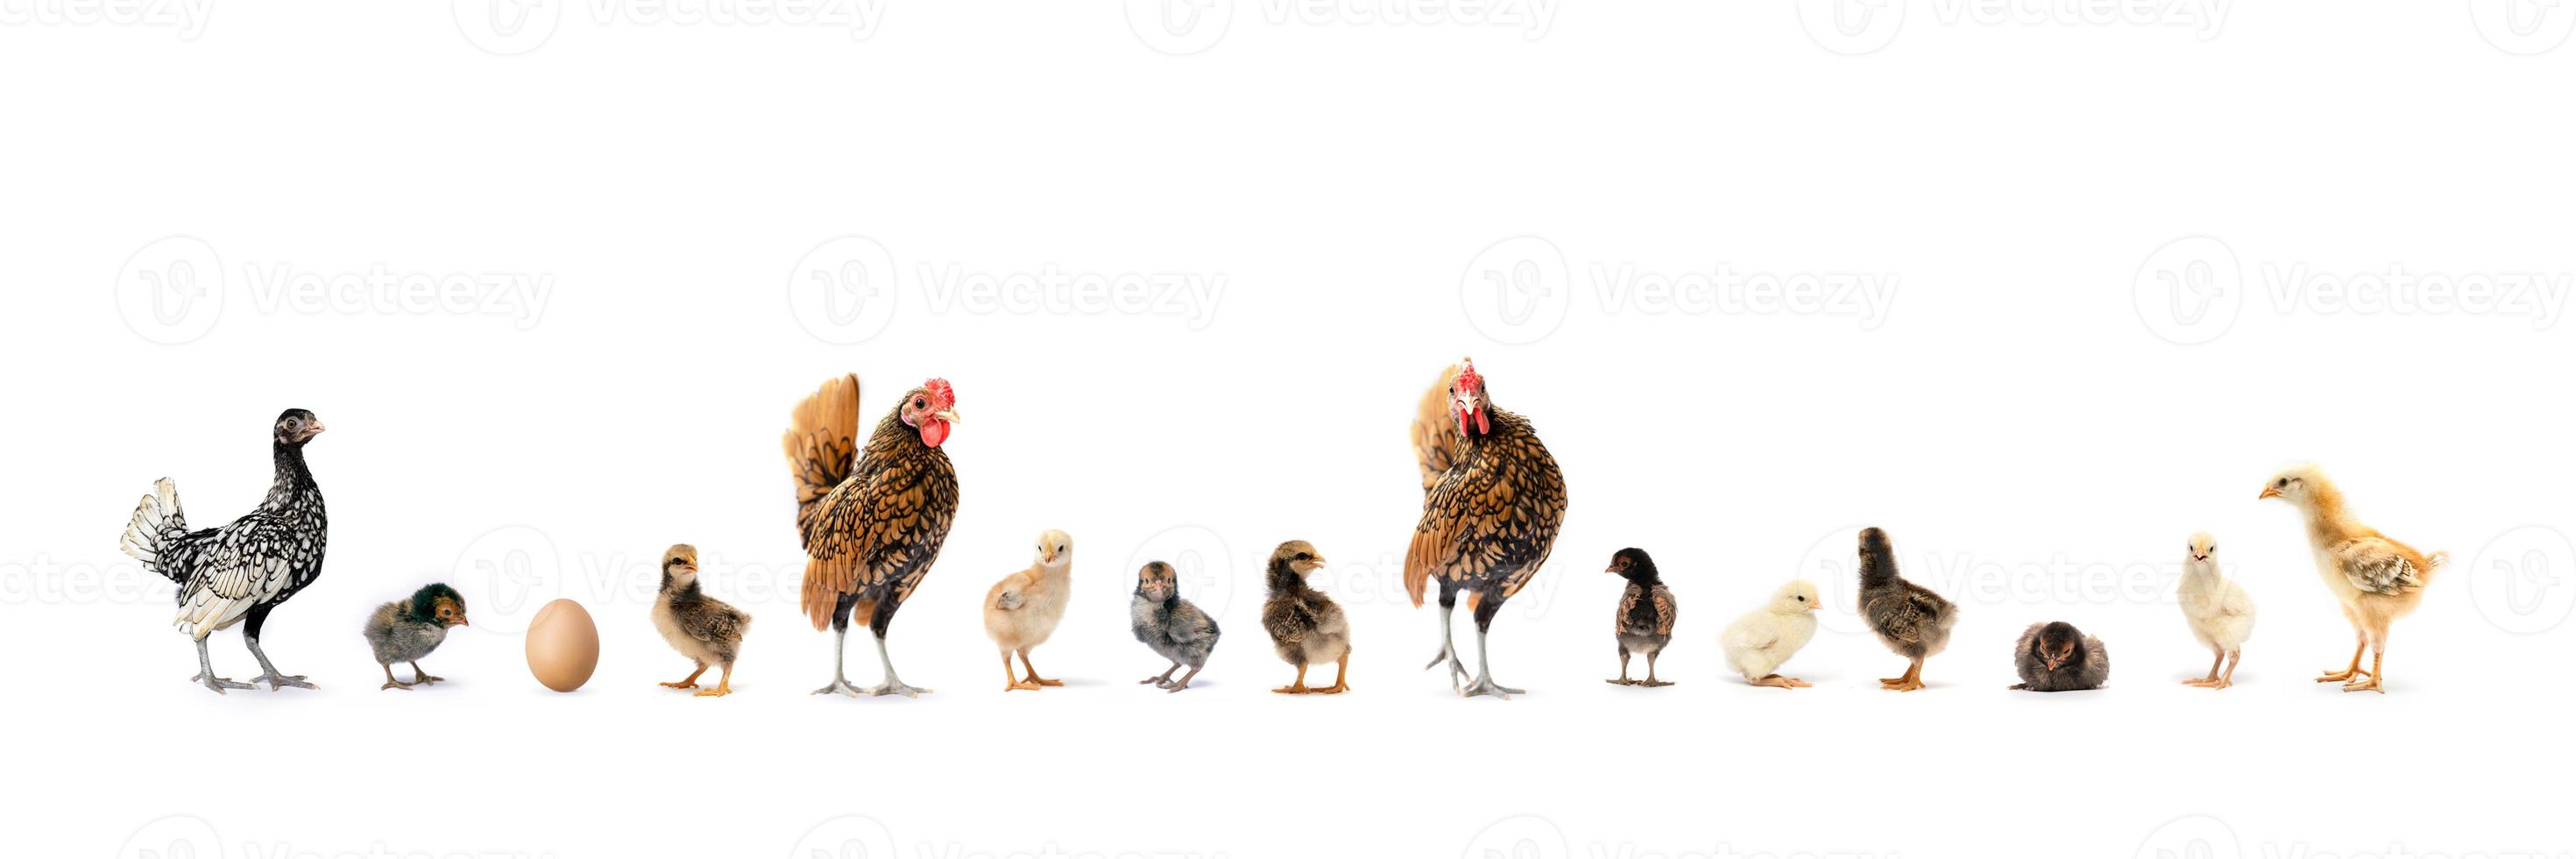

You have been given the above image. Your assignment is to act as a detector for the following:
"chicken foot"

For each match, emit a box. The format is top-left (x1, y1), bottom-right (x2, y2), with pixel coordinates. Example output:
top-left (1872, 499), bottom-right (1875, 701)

top-left (1635, 651), bottom-right (1672, 687)
top-left (812, 627), bottom-right (867, 698)
top-left (1017, 649), bottom-right (1063, 686)
top-left (1163, 664), bottom-right (1201, 693)
top-left (192, 638), bottom-right (253, 694)
top-left (1461, 628), bottom-right (1520, 699)
top-left (1142, 661), bottom-right (1182, 686)
top-left (2184, 649), bottom-right (2240, 690)
top-left (693, 663), bottom-right (733, 697)
top-left (864, 632), bottom-right (931, 698)
top-left (2318, 639), bottom-right (2374, 683)
top-left (378, 662), bottom-right (414, 691)
top-left (2342, 646), bottom-right (2385, 693)
top-left (1274, 663), bottom-right (1313, 694)
top-left (663, 661), bottom-right (710, 691)
top-left (409, 661), bottom-right (443, 685)
top-left (1312, 651), bottom-right (1350, 694)
top-left (1750, 673), bottom-right (1810, 689)
top-left (244, 634), bottom-right (315, 691)
top-left (1881, 658), bottom-right (1925, 692)
top-left (1003, 651), bottom-right (1044, 692)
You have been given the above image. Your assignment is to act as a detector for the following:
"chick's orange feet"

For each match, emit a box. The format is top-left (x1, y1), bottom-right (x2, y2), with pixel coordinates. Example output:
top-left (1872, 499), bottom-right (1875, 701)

top-left (1880, 661), bottom-right (1926, 692)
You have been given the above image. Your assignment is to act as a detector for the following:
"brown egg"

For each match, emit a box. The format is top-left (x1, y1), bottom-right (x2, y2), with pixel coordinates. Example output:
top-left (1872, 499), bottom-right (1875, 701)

top-left (525, 598), bottom-right (600, 692)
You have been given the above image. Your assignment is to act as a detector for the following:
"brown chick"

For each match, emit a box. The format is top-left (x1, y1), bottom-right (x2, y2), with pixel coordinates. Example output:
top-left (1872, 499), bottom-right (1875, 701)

top-left (2259, 465), bottom-right (2445, 693)
top-left (652, 545), bottom-right (751, 697)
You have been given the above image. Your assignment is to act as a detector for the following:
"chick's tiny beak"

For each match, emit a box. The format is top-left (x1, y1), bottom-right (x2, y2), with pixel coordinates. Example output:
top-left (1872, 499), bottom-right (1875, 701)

top-left (935, 407), bottom-right (960, 424)
top-left (2258, 486), bottom-right (2281, 500)
top-left (455, 614), bottom-right (470, 627)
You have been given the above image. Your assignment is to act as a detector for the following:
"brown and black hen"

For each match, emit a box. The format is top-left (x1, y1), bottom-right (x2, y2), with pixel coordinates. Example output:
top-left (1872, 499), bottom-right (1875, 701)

top-left (1405, 358), bottom-right (1568, 699)
top-left (783, 373), bottom-right (960, 698)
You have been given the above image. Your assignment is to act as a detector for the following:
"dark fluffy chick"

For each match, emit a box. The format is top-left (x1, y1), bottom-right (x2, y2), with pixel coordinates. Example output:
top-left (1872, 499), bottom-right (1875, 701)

top-left (1857, 527), bottom-right (1957, 692)
top-left (2010, 621), bottom-right (2110, 692)
top-left (363, 583), bottom-right (468, 691)
top-left (1131, 561), bottom-right (1221, 692)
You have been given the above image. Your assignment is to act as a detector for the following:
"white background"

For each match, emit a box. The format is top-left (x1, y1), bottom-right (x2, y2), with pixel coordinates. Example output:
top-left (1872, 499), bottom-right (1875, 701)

top-left (4, 3), bottom-right (2574, 858)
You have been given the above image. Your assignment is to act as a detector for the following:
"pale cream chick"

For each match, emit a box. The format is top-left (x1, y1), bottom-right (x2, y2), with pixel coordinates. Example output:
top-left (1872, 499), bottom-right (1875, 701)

top-left (2259, 465), bottom-right (2445, 693)
top-left (1720, 580), bottom-right (1822, 689)
top-left (983, 529), bottom-right (1074, 692)
top-left (2176, 531), bottom-right (2255, 689)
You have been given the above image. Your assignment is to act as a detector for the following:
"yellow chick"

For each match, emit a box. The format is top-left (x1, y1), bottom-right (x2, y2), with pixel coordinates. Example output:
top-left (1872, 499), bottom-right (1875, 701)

top-left (1720, 580), bottom-right (1822, 688)
top-left (983, 529), bottom-right (1073, 692)
top-left (2259, 465), bottom-right (2445, 693)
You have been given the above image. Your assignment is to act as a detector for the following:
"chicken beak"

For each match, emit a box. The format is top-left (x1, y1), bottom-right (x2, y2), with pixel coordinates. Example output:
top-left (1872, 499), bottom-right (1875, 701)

top-left (936, 408), bottom-right (960, 424)
top-left (2257, 486), bottom-right (2280, 500)
top-left (456, 615), bottom-right (470, 627)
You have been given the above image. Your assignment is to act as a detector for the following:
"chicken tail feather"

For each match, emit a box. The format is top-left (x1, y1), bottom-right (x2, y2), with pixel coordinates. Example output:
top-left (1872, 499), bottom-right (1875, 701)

top-left (1410, 365), bottom-right (1461, 492)
top-left (1402, 529), bottom-right (1433, 607)
top-left (802, 557), bottom-right (840, 631)
top-left (118, 478), bottom-right (189, 583)
top-left (2421, 550), bottom-right (2449, 583)
top-left (783, 373), bottom-right (863, 542)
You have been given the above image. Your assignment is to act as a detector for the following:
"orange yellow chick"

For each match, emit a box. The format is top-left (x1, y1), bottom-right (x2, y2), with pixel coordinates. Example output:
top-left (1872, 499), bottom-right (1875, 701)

top-left (983, 529), bottom-right (1074, 692)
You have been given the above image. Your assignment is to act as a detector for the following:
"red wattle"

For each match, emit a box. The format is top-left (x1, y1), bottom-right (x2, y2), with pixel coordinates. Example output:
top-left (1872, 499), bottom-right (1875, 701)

top-left (1473, 408), bottom-right (1490, 435)
top-left (919, 419), bottom-right (952, 448)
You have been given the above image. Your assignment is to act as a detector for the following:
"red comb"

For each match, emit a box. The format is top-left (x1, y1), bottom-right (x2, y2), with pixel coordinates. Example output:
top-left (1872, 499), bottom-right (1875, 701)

top-left (923, 378), bottom-right (955, 406)
top-left (1454, 358), bottom-right (1482, 388)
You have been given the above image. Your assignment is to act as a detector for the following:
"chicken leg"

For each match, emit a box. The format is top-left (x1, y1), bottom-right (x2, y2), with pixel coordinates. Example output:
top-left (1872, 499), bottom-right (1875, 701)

top-left (1636, 651), bottom-right (1672, 687)
top-left (1752, 673), bottom-right (1810, 689)
top-left (2185, 649), bottom-right (2239, 690)
top-left (693, 663), bottom-right (733, 697)
top-left (409, 661), bottom-right (443, 685)
top-left (662, 661), bottom-right (709, 691)
top-left (865, 632), bottom-right (931, 698)
top-left (1460, 625), bottom-right (1521, 699)
top-left (2318, 638), bottom-right (2372, 684)
top-left (1607, 647), bottom-right (1636, 685)
top-left (244, 633), bottom-right (315, 691)
top-left (2342, 625), bottom-right (2387, 693)
top-left (379, 662), bottom-right (414, 691)
top-left (1881, 658), bottom-right (1925, 692)
top-left (2184, 650), bottom-right (2225, 686)
top-left (1003, 651), bottom-right (1043, 692)
top-left (1142, 662), bottom-right (1182, 686)
top-left (1313, 651), bottom-right (1350, 694)
top-left (192, 638), bottom-right (253, 694)
top-left (1274, 663), bottom-right (1313, 694)
top-left (1017, 649), bottom-right (1063, 686)
top-left (1422, 597), bottom-right (1469, 691)
top-left (813, 626), bottom-right (866, 698)
top-left (1164, 664), bottom-right (1200, 693)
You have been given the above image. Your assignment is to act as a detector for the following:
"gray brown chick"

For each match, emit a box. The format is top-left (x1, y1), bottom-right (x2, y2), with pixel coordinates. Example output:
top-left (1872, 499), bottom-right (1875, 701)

top-left (1131, 561), bottom-right (1221, 692)
top-left (2010, 621), bottom-right (2109, 692)
top-left (1261, 540), bottom-right (1350, 694)
top-left (651, 544), bottom-right (750, 697)
top-left (362, 583), bottom-right (467, 691)
top-left (1856, 527), bottom-right (1957, 692)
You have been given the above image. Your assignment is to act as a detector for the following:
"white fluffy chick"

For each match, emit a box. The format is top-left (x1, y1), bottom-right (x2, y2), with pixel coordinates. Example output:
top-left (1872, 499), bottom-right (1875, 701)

top-left (1720, 580), bottom-right (1822, 689)
top-left (2176, 531), bottom-right (2256, 689)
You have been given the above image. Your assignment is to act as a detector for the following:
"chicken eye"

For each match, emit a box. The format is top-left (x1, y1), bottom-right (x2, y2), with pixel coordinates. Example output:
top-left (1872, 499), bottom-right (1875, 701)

top-left (914, 397), bottom-right (927, 408)
top-left (1294, 552), bottom-right (1311, 561)
top-left (1795, 595), bottom-right (1806, 602)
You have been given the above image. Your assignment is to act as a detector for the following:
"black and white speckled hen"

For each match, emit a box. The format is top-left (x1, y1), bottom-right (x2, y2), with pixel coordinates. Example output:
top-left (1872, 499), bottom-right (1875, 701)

top-left (1405, 358), bottom-right (1568, 699)
top-left (119, 408), bottom-right (329, 694)
top-left (783, 373), bottom-right (959, 699)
